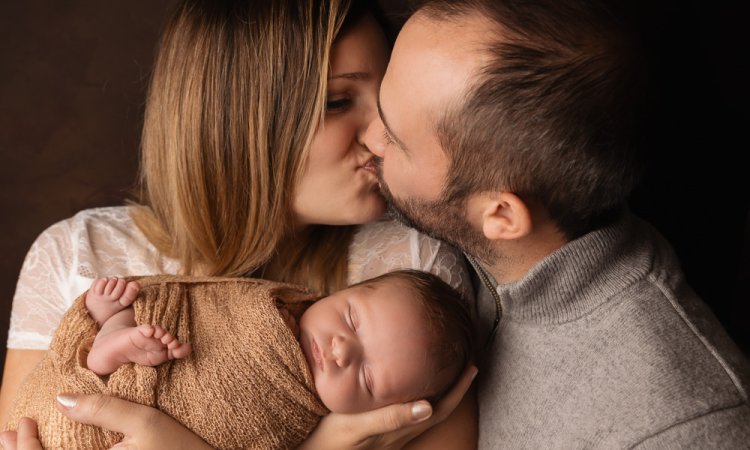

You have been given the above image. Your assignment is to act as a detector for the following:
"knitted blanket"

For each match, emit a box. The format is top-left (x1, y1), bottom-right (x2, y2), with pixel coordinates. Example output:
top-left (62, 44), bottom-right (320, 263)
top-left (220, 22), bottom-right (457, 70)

top-left (5, 275), bottom-right (328, 449)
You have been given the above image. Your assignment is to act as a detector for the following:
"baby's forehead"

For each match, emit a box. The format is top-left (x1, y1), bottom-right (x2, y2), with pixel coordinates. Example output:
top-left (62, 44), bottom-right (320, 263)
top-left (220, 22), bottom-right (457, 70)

top-left (361, 274), bottom-right (418, 291)
top-left (361, 278), bottom-right (423, 304)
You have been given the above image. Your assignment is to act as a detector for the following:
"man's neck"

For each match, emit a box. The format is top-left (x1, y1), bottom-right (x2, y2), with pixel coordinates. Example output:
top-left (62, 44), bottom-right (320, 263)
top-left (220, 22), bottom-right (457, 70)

top-left (484, 222), bottom-right (568, 285)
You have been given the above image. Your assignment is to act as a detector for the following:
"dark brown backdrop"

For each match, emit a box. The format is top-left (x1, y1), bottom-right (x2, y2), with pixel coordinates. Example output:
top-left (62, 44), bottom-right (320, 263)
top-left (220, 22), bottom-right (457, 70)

top-left (0, 1), bottom-right (178, 378)
top-left (1, 1), bottom-right (748, 382)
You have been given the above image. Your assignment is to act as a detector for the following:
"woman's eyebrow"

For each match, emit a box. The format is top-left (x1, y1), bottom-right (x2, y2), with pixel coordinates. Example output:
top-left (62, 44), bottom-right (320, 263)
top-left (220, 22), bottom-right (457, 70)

top-left (330, 71), bottom-right (370, 80)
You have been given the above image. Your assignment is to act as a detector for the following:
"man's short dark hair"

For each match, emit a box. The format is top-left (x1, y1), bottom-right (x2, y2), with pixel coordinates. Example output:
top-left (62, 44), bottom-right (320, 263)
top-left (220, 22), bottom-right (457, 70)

top-left (414, 0), bottom-right (647, 239)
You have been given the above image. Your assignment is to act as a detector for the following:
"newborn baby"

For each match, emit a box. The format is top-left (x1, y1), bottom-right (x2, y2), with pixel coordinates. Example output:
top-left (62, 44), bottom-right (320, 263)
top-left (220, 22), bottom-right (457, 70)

top-left (6, 270), bottom-right (474, 449)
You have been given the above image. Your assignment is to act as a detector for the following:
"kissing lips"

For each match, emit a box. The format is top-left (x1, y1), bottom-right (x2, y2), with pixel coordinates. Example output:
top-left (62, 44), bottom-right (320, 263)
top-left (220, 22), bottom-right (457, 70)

top-left (361, 157), bottom-right (377, 174)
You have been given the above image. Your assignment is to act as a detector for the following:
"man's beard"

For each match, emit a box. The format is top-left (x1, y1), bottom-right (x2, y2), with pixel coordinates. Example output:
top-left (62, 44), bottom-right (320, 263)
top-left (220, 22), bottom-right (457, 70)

top-left (374, 157), bottom-right (497, 264)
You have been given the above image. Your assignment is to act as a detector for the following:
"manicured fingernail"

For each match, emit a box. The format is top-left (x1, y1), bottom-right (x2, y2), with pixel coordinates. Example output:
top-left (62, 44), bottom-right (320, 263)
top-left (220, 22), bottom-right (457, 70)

top-left (471, 367), bottom-right (479, 380)
top-left (56, 394), bottom-right (77, 408)
top-left (411, 401), bottom-right (431, 421)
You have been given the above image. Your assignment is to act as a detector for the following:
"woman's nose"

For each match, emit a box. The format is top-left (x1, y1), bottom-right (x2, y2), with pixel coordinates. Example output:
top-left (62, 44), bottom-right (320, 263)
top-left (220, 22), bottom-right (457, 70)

top-left (330, 335), bottom-right (359, 368)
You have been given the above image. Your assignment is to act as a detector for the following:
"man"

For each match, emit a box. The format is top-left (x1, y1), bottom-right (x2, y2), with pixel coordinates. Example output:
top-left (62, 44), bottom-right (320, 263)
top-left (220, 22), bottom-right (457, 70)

top-left (3, 1), bottom-right (748, 449)
top-left (361, 0), bottom-right (750, 447)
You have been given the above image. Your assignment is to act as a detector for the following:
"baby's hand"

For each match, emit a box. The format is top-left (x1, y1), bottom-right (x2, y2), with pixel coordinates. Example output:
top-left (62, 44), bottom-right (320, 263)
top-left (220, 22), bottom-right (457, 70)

top-left (277, 307), bottom-right (300, 339)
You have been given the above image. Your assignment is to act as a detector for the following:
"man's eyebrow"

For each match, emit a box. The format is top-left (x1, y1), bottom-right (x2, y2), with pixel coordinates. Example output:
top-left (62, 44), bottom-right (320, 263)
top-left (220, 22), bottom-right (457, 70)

top-left (376, 97), bottom-right (409, 153)
top-left (330, 71), bottom-right (370, 80)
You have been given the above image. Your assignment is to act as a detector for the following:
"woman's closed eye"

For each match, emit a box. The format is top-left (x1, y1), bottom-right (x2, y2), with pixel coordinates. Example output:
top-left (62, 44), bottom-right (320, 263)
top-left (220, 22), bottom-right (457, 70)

top-left (326, 96), bottom-right (352, 114)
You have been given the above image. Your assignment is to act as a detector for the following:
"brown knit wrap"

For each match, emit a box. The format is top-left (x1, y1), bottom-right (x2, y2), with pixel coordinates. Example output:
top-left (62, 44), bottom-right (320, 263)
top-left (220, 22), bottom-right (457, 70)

top-left (5, 275), bottom-right (328, 449)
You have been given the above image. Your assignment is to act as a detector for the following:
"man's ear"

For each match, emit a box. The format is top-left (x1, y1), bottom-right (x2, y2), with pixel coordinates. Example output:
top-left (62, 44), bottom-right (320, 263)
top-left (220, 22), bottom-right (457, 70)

top-left (471, 192), bottom-right (532, 241)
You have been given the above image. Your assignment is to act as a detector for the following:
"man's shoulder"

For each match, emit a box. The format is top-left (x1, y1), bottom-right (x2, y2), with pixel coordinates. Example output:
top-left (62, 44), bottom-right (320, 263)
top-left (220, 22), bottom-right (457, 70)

top-left (477, 271), bottom-right (750, 449)
top-left (633, 403), bottom-right (750, 449)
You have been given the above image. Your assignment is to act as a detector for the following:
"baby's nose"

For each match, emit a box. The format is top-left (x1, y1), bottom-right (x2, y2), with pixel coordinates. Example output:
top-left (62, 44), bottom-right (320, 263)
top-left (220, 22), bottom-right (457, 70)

top-left (331, 335), bottom-right (358, 368)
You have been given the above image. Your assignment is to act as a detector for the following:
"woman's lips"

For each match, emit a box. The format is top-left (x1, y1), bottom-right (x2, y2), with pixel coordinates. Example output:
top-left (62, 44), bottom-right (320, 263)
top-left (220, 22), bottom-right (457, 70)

top-left (361, 158), bottom-right (377, 174)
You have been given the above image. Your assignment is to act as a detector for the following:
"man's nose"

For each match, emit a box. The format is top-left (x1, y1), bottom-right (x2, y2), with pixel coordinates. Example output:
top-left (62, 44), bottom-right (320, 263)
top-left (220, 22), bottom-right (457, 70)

top-left (330, 335), bottom-right (359, 368)
top-left (363, 117), bottom-right (386, 158)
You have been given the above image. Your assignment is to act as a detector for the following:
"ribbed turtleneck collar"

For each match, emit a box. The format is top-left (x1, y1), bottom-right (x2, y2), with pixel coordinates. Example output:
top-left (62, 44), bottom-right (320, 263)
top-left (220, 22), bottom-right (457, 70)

top-left (494, 211), bottom-right (664, 324)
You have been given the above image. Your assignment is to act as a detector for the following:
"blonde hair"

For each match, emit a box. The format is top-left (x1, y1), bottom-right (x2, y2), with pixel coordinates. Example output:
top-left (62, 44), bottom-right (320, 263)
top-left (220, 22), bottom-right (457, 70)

top-left (131, 0), bottom-right (362, 294)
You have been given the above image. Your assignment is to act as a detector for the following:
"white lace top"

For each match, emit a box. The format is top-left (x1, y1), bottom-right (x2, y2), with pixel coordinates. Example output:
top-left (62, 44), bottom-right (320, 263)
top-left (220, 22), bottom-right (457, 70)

top-left (8, 206), bottom-right (472, 349)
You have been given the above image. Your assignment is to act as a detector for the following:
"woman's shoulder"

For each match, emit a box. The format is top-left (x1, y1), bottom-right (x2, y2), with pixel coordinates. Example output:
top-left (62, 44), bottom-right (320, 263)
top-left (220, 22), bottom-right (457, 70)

top-left (9, 206), bottom-right (144, 347)
top-left (31, 205), bottom-right (173, 277)
top-left (31, 205), bottom-right (133, 246)
top-left (41, 205), bottom-right (132, 232)
top-left (66, 205), bottom-right (136, 228)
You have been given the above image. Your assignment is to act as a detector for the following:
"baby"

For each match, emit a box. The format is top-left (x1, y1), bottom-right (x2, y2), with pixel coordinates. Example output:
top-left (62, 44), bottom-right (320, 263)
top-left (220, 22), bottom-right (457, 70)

top-left (7, 270), bottom-right (474, 449)
top-left (85, 269), bottom-right (474, 413)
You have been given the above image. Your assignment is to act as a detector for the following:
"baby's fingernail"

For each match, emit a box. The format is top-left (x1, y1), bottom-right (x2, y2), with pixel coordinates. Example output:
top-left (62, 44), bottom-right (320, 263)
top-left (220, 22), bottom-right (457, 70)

top-left (411, 401), bottom-right (432, 421)
top-left (56, 394), bottom-right (77, 409)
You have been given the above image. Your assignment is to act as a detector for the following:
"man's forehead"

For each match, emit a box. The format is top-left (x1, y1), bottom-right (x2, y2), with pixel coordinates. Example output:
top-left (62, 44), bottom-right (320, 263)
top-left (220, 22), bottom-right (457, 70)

top-left (406, 10), bottom-right (495, 62)
top-left (379, 12), bottom-right (489, 144)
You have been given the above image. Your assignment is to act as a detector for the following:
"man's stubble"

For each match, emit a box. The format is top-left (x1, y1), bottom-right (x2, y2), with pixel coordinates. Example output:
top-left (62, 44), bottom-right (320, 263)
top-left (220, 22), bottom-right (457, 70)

top-left (374, 156), bottom-right (497, 264)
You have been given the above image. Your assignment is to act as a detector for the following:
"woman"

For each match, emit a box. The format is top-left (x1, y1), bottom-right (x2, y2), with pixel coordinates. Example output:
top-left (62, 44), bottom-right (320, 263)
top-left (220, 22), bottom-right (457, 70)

top-left (0, 0), bottom-right (476, 448)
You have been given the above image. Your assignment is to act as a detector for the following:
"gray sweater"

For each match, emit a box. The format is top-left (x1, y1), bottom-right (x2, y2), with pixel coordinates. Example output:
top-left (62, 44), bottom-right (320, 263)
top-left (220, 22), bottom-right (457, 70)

top-left (474, 211), bottom-right (750, 449)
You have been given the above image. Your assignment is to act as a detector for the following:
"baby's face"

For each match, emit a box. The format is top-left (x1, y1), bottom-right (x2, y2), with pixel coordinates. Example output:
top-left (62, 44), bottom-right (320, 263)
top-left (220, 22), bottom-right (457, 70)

top-left (298, 278), bottom-right (433, 413)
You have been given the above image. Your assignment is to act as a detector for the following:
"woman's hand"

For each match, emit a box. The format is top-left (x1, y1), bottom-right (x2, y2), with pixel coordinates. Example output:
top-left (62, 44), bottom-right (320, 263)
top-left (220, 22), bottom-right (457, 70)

top-left (299, 365), bottom-right (478, 450)
top-left (0, 394), bottom-right (214, 450)
top-left (0, 417), bottom-right (43, 450)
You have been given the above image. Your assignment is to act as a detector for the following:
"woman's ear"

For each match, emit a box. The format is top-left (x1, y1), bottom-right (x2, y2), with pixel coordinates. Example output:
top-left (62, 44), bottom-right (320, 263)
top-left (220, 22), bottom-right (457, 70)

top-left (470, 192), bottom-right (532, 241)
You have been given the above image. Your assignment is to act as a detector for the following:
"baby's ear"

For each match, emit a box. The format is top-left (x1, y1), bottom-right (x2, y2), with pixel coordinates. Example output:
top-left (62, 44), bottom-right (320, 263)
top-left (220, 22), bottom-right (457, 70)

top-left (467, 191), bottom-right (532, 241)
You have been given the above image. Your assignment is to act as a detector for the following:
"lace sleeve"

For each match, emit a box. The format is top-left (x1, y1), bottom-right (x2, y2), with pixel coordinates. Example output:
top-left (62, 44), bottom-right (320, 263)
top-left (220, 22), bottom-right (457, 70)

top-left (7, 206), bottom-right (182, 350)
top-left (7, 219), bottom-right (80, 350)
top-left (348, 220), bottom-right (474, 302)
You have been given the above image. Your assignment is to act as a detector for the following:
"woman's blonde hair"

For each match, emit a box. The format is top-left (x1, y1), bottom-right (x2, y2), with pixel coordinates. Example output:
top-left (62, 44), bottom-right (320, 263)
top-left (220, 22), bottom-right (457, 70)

top-left (131, 0), bottom-right (367, 294)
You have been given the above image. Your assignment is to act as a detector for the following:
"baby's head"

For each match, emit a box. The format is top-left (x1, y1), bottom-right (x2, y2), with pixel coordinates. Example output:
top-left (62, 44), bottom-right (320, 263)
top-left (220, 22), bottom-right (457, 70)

top-left (298, 269), bottom-right (474, 413)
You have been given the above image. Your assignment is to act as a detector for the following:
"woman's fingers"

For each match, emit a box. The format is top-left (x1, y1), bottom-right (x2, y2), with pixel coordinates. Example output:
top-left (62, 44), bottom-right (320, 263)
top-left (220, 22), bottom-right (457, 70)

top-left (355, 400), bottom-right (434, 438)
top-left (299, 364), bottom-right (479, 450)
top-left (297, 400), bottom-right (433, 450)
top-left (55, 393), bottom-right (212, 450)
top-left (0, 430), bottom-right (16, 450)
top-left (351, 365), bottom-right (477, 439)
top-left (16, 418), bottom-right (42, 450)
top-left (432, 365), bottom-right (478, 421)
top-left (0, 417), bottom-right (43, 450)
top-left (54, 393), bottom-right (155, 436)
top-left (0, 396), bottom-right (147, 449)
